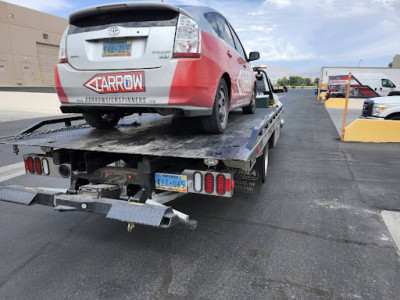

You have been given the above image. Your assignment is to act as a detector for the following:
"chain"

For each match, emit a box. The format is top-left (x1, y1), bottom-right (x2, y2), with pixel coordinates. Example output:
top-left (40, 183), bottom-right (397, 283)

top-left (11, 123), bottom-right (90, 140)
top-left (10, 120), bottom-right (141, 141)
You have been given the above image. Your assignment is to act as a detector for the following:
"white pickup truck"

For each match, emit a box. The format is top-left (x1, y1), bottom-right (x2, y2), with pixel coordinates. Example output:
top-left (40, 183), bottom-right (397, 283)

top-left (361, 96), bottom-right (400, 120)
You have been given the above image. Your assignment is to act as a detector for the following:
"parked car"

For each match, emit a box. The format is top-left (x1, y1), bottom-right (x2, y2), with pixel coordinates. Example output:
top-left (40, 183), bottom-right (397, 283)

top-left (361, 96), bottom-right (400, 120)
top-left (326, 73), bottom-right (400, 99)
top-left (54, 2), bottom-right (259, 133)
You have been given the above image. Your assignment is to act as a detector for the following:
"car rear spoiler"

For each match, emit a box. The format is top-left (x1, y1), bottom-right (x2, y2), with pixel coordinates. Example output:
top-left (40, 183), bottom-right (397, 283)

top-left (69, 2), bottom-right (189, 24)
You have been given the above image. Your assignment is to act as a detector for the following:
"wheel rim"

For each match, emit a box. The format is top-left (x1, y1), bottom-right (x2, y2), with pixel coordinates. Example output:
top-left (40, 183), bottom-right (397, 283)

top-left (217, 87), bottom-right (228, 126)
top-left (101, 113), bottom-right (116, 122)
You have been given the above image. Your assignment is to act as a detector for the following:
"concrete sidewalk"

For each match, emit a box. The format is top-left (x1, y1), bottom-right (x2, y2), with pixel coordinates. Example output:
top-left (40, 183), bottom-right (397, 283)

top-left (326, 107), bottom-right (361, 137)
top-left (0, 91), bottom-right (62, 122)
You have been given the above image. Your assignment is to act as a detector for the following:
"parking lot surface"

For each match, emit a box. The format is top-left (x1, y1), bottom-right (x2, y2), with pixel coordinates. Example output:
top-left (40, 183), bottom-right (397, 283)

top-left (1, 89), bottom-right (400, 299)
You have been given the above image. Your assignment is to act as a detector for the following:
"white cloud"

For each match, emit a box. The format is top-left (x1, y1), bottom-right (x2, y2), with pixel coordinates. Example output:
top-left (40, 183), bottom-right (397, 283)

top-left (4, 0), bottom-right (72, 12)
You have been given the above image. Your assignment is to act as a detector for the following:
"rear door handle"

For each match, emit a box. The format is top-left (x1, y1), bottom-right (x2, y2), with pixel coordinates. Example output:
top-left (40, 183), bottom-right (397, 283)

top-left (227, 50), bottom-right (232, 58)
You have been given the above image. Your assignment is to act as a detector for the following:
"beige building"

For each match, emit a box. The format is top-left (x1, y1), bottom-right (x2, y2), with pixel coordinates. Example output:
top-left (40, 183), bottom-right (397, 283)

top-left (393, 55), bottom-right (400, 68)
top-left (0, 1), bottom-right (67, 86)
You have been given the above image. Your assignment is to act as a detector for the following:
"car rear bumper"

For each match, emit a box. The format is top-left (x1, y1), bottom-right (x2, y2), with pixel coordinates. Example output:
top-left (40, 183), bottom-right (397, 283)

top-left (56, 56), bottom-right (222, 115)
top-left (60, 103), bottom-right (212, 117)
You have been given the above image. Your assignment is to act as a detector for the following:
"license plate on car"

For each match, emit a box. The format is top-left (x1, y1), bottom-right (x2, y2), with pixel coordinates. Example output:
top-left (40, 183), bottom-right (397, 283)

top-left (155, 173), bottom-right (187, 193)
top-left (102, 40), bottom-right (132, 57)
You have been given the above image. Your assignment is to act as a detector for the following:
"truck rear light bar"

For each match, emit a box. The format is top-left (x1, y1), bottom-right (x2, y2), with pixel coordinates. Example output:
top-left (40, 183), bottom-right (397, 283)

top-left (183, 170), bottom-right (234, 198)
top-left (23, 154), bottom-right (71, 178)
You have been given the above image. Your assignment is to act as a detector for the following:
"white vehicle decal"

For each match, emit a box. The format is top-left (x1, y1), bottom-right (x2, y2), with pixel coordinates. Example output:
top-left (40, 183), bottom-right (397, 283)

top-left (84, 72), bottom-right (145, 94)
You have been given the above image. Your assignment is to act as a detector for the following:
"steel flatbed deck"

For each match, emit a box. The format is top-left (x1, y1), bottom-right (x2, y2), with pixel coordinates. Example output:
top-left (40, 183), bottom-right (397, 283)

top-left (0, 105), bottom-right (283, 163)
top-left (0, 105), bottom-right (283, 230)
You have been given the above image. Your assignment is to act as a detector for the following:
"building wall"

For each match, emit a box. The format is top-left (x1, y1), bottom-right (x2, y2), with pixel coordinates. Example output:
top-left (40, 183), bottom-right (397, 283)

top-left (393, 55), bottom-right (400, 68)
top-left (0, 1), bottom-right (67, 86)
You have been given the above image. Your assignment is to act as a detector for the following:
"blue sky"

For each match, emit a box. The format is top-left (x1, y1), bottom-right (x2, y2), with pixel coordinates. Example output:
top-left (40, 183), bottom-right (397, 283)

top-left (5, 0), bottom-right (400, 71)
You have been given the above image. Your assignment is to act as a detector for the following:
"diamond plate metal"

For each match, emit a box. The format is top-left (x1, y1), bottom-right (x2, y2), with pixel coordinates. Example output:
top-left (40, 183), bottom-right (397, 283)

top-left (0, 185), bottom-right (37, 205)
top-left (106, 202), bottom-right (169, 227)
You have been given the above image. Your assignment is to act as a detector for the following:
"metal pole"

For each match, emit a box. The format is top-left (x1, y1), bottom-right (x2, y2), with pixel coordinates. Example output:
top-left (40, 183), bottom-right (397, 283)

top-left (341, 72), bottom-right (352, 141)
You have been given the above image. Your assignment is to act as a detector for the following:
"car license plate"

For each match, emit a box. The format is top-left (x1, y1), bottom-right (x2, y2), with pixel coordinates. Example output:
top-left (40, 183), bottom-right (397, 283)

top-left (102, 40), bottom-right (132, 57)
top-left (155, 173), bottom-right (187, 193)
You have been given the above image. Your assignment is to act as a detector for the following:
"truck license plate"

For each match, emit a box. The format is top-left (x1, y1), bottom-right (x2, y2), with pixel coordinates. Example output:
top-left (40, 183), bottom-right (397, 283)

top-left (155, 173), bottom-right (187, 193)
top-left (102, 40), bottom-right (132, 57)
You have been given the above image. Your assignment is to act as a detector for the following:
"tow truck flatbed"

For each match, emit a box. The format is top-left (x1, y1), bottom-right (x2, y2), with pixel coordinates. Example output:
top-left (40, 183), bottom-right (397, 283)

top-left (0, 105), bottom-right (283, 163)
top-left (0, 69), bottom-right (283, 231)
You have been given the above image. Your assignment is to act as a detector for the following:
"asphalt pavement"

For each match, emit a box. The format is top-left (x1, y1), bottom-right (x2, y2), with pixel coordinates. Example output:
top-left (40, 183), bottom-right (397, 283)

top-left (1, 89), bottom-right (400, 299)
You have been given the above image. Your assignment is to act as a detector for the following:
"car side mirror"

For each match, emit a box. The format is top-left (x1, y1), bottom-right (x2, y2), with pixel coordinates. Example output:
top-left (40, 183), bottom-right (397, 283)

top-left (248, 51), bottom-right (260, 62)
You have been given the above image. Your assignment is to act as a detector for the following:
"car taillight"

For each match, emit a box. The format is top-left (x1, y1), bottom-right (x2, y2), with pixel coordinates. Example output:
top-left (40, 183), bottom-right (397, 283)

top-left (205, 173), bottom-right (214, 193)
top-left (34, 157), bottom-right (42, 174)
top-left (42, 158), bottom-right (50, 175)
top-left (58, 26), bottom-right (68, 63)
top-left (173, 14), bottom-right (201, 58)
top-left (216, 174), bottom-right (226, 195)
top-left (26, 157), bottom-right (34, 174)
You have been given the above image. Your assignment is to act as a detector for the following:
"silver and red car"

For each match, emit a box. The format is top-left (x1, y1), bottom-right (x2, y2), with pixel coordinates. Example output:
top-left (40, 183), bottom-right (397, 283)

top-left (55, 2), bottom-right (260, 133)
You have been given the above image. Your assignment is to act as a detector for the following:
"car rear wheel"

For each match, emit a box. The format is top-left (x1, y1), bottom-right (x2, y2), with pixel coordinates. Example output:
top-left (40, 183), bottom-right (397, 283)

top-left (201, 78), bottom-right (229, 133)
top-left (83, 112), bottom-right (121, 129)
top-left (242, 88), bottom-right (256, 114)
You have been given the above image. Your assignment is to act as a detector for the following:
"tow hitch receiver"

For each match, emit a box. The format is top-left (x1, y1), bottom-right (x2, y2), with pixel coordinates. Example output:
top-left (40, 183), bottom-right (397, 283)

top-left (0, 186), bottom-right (196, 229)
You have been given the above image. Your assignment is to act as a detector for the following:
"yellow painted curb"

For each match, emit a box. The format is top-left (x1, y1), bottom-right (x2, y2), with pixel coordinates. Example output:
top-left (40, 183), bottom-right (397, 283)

top-left (344, 119), bottom-right (400, 143)
top-left (324, 97), bottom-right (346, 107)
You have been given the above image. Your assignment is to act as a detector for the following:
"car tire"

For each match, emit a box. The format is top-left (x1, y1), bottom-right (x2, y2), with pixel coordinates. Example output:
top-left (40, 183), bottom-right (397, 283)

top-left (386, 114), bottom-right (400, 120)
top-left (242, 88), bottom-right (256, 114)
top-left (388, 91), bottom-right (400, 96)
top-left (261, 146), bottom-right (269, 183)
top-left (83, 112), bottom-right (121, 129)
top-left (201, 78), bottom-right (229, 133)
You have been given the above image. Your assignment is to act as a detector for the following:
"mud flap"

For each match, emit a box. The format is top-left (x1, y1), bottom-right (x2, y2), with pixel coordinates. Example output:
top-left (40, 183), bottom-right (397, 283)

top-left (228, 158), bottom-right (263, 194)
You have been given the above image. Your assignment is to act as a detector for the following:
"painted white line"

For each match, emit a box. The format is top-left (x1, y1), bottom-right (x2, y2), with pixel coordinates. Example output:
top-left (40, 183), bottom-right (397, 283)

top-left (0, 162), bottom-right (26, 182)
top-left (381, 210), bottom-right (400, 253)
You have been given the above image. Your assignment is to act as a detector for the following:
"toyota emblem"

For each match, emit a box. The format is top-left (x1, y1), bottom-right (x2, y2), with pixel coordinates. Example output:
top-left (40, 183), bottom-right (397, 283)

top-left (108, 26), bottom-right (120, 36)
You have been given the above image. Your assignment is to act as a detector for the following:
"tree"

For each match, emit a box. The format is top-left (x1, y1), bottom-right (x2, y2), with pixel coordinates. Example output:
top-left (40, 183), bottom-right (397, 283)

top-left (388, 62), bottom-right (393, 68)
top-left (314, 78), bottom-right (320, 85)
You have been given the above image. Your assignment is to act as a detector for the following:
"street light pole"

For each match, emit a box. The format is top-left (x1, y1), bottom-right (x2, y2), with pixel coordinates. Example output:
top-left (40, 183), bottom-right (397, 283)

top-left (358, 59), bottom-right (363, 67)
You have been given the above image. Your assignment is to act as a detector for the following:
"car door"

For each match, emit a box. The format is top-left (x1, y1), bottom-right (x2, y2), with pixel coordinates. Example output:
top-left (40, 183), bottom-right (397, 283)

top-left (381, 78), bottom-right (396, 96)
top-left (215, 15), bottom-right (253, 107)
top-left (228, 22), bottom-right (254, 107)
top-left (214, 14), bottom-right (251, 107)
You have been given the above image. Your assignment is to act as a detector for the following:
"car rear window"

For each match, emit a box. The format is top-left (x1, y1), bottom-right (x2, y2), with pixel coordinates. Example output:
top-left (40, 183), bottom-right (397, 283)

top-left (69, 9), bottom-right (179, 34)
